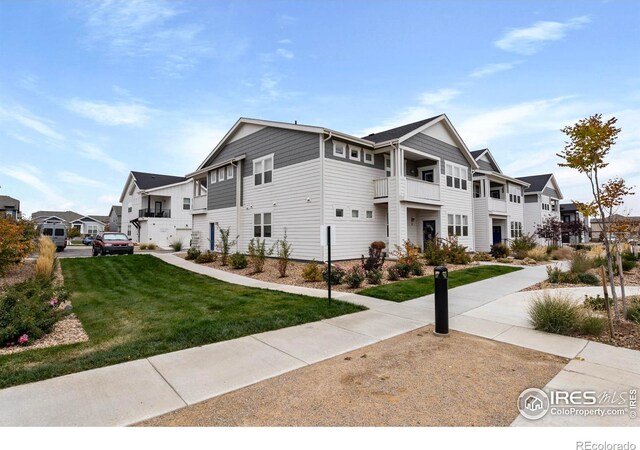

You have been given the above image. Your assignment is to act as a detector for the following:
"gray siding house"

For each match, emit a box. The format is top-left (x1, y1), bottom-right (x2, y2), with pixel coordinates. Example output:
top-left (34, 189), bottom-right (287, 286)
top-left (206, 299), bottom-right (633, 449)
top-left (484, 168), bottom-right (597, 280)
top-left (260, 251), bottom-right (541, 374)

top-left (0, 196), bottom-right (20, 219)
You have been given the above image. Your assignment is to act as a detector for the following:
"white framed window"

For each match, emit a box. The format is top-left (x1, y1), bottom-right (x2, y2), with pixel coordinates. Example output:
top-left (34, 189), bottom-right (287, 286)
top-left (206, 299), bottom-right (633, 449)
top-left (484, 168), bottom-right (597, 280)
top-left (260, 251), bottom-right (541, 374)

top-left (366, 210), bottom-right (373, 219)
top-left (227, 165), bottom-right (234, 179)
top-left (510, 221), bottom-right (523, 238)
top-left (210, 170), bottom-right (217, 184)
top-left (127, 203), bottom-right (132, 213)
top-left (87, 224), bottom-right (98, 235)
top-left (352, 209), bottom-right (359, 219)
top-left (462, 215), bottom-right (468, 236)
top-left (254, 154), bottom-right (274, 186)
top-left (183, 198), bottom-right (191, 210)
top-left (218, 167), bottom-right (225, 182)
top-left (448, 214), bottom-right (468, 237)
top-left (447, 214), bottom-right (454, 236)
top-left (384, 155), bottom-right (391, 177)
top-left (445, 163), bottom-right (467, 190)
top-left (349, 145), bottom-right (361, 161)
top-left (127, 224), bottom-right (131, 237)
top-left (253, 213), bottom-right (272, 238)
top-left (333, 142), bottom-right (346, 158)
top-left (363, 150), bottom-right (374, 165)
top-left (420, 168), bottom-right (434, 182)
top-left (336, 208), bottom-right (344, 218)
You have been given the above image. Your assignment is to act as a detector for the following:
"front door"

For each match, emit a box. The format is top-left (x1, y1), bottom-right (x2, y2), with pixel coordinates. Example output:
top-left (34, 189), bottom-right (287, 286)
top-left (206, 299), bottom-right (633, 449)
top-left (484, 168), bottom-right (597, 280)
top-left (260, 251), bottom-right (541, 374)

top-left (154, 201), bottom-right (162, 217)
top-left (209, 223), bottom-right (216, 251)
top-left (492, 225), bottom-right (502, 245)
top-left (423, 220), bottom-right (436, 248)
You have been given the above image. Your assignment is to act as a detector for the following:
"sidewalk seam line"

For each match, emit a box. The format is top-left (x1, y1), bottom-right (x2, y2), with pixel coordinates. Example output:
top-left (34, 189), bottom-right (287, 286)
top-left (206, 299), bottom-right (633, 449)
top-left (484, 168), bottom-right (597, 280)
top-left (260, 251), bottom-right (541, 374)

top-left (145, 358), bottom-right (188, 407)
top-left (249, 336), bottom-right (311, 366)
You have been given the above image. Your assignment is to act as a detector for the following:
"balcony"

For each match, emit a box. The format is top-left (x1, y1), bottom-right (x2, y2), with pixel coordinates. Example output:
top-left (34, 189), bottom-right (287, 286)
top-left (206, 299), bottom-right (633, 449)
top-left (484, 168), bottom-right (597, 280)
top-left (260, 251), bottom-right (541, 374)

top-left (373, 178), bottom-right (388, 198)
top-left (193, 195), bottom-right (207, 210)
top-left (139, 208), bottom-right (171, 218)
top-left (488, 197), bottom-right (507, 212)
top-left (405, 177), bottom-right (440, 202)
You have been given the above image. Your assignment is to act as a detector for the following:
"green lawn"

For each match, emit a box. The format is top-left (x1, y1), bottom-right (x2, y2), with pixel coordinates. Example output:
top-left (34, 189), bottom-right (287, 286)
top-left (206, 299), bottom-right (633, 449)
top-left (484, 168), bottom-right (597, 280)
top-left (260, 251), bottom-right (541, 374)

top-left (0, 255), bottom-right (364, 389)
top-left (357, 265), bottom-right (523, 302)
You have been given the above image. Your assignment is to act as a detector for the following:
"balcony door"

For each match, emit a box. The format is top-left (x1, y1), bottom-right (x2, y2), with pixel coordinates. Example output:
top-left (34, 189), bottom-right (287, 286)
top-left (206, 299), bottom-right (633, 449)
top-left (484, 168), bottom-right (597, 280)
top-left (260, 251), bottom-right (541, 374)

top-left (154, 201), bottom-right (162, 217)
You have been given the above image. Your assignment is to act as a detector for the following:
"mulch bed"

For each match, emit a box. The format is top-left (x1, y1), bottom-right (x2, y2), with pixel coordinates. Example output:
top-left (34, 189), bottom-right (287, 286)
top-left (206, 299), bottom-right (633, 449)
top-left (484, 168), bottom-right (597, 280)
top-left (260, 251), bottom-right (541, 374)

top-left (573, 319), bottom-right (640, 351)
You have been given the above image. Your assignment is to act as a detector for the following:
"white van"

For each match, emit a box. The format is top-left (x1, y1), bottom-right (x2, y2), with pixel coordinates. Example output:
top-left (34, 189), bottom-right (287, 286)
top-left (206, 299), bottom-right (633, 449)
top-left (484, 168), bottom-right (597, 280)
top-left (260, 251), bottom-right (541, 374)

top-left (39, 222), bottom-right (67, 252)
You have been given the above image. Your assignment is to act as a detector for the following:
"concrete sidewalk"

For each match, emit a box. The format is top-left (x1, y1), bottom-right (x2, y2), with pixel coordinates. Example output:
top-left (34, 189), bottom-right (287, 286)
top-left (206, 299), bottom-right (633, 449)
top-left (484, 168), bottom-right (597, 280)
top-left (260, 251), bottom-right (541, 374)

top-left (1, 255), bottom-right (637, 426)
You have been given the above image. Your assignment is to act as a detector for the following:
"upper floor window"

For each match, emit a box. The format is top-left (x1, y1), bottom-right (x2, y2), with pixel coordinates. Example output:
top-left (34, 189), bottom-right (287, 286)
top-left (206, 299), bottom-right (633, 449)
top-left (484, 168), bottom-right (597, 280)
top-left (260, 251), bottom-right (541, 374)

top-left (363, 150), bottom-right (374, 165)
top-left (183, 198), bottom-right (191, 210)
top-left (445, 163), bottom-right (467, 190)
top-left (254, 155), bottom-right (273, 186)
top-left (421, 168), bottom-right (434, 182)
top-left (210, 170), bottom-right (217, 184)
top-left (384, 155), bottom-right (391, 177)
top-left (227, 165), bottom-right (234, 179)
top-left (218, 167), bottom-right (225, 182)
top-left (333, 142), bottom-right (346, 158)
top-left (349, 145), bottom-right (361, 161)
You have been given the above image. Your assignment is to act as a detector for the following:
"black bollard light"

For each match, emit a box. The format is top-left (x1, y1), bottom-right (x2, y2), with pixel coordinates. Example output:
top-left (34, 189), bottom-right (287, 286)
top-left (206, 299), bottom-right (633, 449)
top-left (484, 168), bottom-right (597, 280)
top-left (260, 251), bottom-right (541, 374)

top-left (434, 266), bottom-right (449, 335)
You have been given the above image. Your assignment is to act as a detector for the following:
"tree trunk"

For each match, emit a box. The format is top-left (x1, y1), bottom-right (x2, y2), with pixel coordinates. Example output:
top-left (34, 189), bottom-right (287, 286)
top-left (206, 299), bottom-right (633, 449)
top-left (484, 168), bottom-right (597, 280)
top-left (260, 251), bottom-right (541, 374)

top-left (599, 207), bottom-right (619, 319)
top-left (616, 246), bottom-right (627, 319)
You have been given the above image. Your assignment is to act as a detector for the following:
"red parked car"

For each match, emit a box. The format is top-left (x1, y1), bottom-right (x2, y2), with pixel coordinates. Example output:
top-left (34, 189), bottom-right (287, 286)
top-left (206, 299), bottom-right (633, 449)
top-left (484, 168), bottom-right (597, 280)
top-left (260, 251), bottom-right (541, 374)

top-left (92, 232), bottom-right (134, 256)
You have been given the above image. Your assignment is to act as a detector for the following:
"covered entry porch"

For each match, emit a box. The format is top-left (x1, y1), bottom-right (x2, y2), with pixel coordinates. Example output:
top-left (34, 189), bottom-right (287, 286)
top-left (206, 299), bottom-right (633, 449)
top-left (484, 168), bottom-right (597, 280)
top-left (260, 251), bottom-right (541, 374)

top-left (406, 204), bottom-right (440, 251)
top-left (490, 215), bottom-right (508, 246)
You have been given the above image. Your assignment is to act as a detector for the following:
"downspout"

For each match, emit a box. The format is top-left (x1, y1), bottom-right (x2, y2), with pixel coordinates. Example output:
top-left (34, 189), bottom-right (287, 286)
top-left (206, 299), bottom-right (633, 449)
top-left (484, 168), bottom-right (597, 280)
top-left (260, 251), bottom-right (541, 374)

top-left (231, 159), bottom-right (241, 252)
top-left (391, 141), bottom-right (401, 251)
top-left (321, 132), bottom-right (332, 261)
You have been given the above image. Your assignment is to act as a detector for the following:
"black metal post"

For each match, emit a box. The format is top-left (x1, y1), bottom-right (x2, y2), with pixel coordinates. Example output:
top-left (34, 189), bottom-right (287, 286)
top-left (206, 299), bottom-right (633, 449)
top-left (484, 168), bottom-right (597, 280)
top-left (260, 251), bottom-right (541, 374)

top-left (327, 226), bottom-right (332, 305)
top-left (434, 266), bottom-right (449, 335)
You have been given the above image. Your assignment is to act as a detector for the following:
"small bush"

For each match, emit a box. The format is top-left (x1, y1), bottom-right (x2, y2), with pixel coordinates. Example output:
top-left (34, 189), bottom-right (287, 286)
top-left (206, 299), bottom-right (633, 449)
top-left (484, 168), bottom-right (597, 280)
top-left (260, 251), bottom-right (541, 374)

top-left (445, 237), bottom-right (470, 264)
top-left (570, 251), bottom-right (592, 274)
top-left (393, 240), bottom-right (421, 267)
top-left (147, 243), bottom-right (158, 250)
top-left (511, 235), bottom-right (537, 259)
top-left (527, 246), bottom-right (549, 262)
top-left (423, 237), bottom-right (470, 265)
top-left (628, 304), bottom-right (640, 324)
top-left (271, 230), bottom-right (293, 277)
top-left (395, 263), bottom-right (412, 278)
top-left (0, 217), bottom-right (37, 275)
top-left (387, 266), bottom-right (401, 281)
top-left (195, 250), bottom-right (217, 264)
top-left (546, 245), bottom-right (559, 255)
top-left (423, 239), bottom-right (447, 266)
top-left (546, 266), bottom-right (563, 283)
top-left (301, 260), bottom-right (323, 282)
top-left (622, 251), bottom-right (637, 262)
top-left (551, 246), bottom-right (574, 260)
top-left (247, 238), bottom-right (270, 273)
top-left (473, 252), bottom-right (493, 262)
top-left (139, 243), bottom-right (148, 250)
top-left (229, 252), bottom-right (248, 269)
top-left (185, 247), bottom-right (201, 261)
top-left (577, 272), bottom-right (600, 285)
top-left (169, 239), bottom-right (183, 252)
top-left (583, 294), bottom-right (606, 311)
top-left (365, 269), bottom-right (383, 285)
top-left (216, 226), bottom-right (238, 266)
top-left (579, 315), bottom-right (606, 336)
top-left (361, 241), bottom-right (386, 272)
top-left (35, 237), bottom-right (57, 278)
top-left (622, 258), bottom-right (636, 272)
top-left (490, 243), bottom-right (510, 258)
top-left (410, 261), bottom-right (424, 276)
top-left (345, 265), bottom-right (366, 289)
top-left (528, 293), bottom-right (581, 335)
top-left (496, 257), bottom-right (512, 264)
top-left (322, 264), bottom-right (345, 285)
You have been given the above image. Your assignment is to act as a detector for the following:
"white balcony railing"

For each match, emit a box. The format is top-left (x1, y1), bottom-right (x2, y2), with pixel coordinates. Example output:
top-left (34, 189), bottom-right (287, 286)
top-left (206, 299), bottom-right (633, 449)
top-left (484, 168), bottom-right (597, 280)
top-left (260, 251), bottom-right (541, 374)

top-left (193, 195), bottom-right (207, 210)
top-left (488, 197), bottom-right (507, 212)
top-left (373, 178), bottom-right (388, 198)
top-left (405, 177), bottom-right (440, 201)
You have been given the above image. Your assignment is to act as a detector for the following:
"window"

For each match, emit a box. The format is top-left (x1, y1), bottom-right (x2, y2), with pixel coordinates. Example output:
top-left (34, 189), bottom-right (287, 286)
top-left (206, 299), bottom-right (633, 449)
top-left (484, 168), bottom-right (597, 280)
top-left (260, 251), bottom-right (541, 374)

top-left (446, 165), bottom-right (453, 187)
top-left (127, 224), bottom-right (131, 237)
top-left (218, 167), bottom-right (225, 182)
top-left (421, 169), bottom-right (434, 182)
top-left (227, 165), bottom-right (234, 179)
top-left (183, 198), bottom-right (191, 210)
top-left (366, 210), bottom-right (373, 219)
top-left (462, 215), bottom-right (469, 236)
top-left (474, 181), bottom-right (481, 198)
top-left (510, 221), bottom-right (523, 238)
top-left (87, 224), bottom-right (98, 235)
top-left (490, 189), bottom-right (501, 199)
top-left (384, 155), bottom-right (391, 177)
top-left (446, 163), bottom-right (467, 190)
top-left (352, 209), bottom-right (359, 219)
top-left (253, 213), bottom-right (272, 238)
top-left (254, 155), bottom-right (273, 186)
top-left (210, 170), bottom-right (217, 184)
top-left (336, 208), bottom-right (344, 218)
top-left (333, 142), bottom-right (346, 158)
top-left (54, 228), bottom-right (65, 237)
top-left (448, 214), bottom-right (454, 236)
top-left (448, 214), bottom-right (469, 237)
top-left (127, 205), bottom-right (132, 213)
top-left (551, 202), bottom-right (557, 212)
top-left (349, 145), bottom-right (361, 161)
top-left (364, 150), bottom-right (374, 165)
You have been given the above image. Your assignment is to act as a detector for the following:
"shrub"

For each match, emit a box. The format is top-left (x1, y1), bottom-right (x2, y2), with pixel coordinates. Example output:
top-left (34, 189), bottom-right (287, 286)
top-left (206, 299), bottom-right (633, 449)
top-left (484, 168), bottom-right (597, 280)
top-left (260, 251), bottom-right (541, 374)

top-left (393, 240), bottom-right (421, 267)
top-left (216, 226), bottom-right (238, 266)
top-left (365, 269), bottom-right (383, 285)
top-left (35, 237), bottom-right (56, 279)
top-left (579, 315), bottom-right (606, 336)
top-left (473, 252), bottom-right (493, 262)
top-left (445, 237), bottom-right (470, 264)
top-left (622, 258), bottom-right (636, 272)
top-left (528, 293), bottom-right (581, 335)
top-left (546, 266), bottom-right (580, 284)
top-left (423, 239), bottom-right (447, 266)
top-left (410, 261), bottom-right (424, 276)
top-left (423, 237), bottom-right (470, 265)
top-left (570, 251), bottom-right (592, 274)
top-left (345, 265), bottom-right (366, 289)
top-left (511, 235), bottom-right (537, 259)
top-left (247, 238), bottom-right (271, 273)
top-left (387, 266), bottom-right (401, 281)
top-left (551, 246), bottom-right (574, 260)
top-left (583, 294), bottom-right (606, 311)
top-left (301, 260), bottom-right (323, 282)
top-left (577, 272), bottom-right (600, 285)
top-left (527, 246), bottom-right (549, 262)
top-left (169, 238), bottom-right (183, 252)
top-left (622, 251), bottom-right (637, 262)
top-left (395, 263), bottom-right (411, 278)
top-left (575, 244), bottom-right (589, 251)
top-left (546, 245), bottom-right (559, 255)
top-left (322, 264), bottom-right (345, 285)
top-left (0, 276), bottom-right (63, 346)
top-left (490, 243), bottom-right (510, 258)
top-left (185, 247), bottom-right (201, 261)
top-left (271, 230), bottom-right (293, 277)
top-left (229, 252), bottom-right (248, 269)
top-left (0, 218), bottom-right (37, 275)
top-left (194, 250), bottom-right (217, 264)
top-left (139, 243), bottom-right (148, 250)
top-left (146, 243), bottom-right (158, 250)
top-left (628, 304), bottom-right (640, 324)
top-left (496, 257), bottom-right (512, 264)
top-left (361, 241), bottom-right (386, 272)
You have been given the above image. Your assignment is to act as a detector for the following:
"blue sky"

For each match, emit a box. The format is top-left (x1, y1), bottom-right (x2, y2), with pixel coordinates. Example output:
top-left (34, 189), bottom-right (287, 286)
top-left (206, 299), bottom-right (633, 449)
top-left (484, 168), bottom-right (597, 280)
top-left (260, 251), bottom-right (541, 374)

top-left (1, 0), bottom-right (639, 217)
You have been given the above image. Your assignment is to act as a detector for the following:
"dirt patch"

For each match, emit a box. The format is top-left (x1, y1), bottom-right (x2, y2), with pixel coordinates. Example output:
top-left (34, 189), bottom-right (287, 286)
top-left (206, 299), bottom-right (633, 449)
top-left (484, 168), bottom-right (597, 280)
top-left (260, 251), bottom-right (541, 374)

top-left (137, 326), bottom-right (566, 427)
top-left (573, 319), bottom-right (640, 351)
top-left (0, 260), bottom-right (36, 289)
top-left (178, 254), bottom-right (475, 292)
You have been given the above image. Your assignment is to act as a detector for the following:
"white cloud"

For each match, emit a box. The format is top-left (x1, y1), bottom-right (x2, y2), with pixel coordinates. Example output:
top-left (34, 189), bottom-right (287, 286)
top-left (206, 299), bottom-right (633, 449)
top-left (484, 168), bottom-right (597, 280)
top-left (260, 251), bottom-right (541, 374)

top-left (495, 16), bottom-right (591, 54)
top-left (56, 171), bottom-right (109, 189)
top-left (161, 120), bottom-right (229, 171)
top-left (275, 48), bottom-right (294, 60)
top-left (469, 61), bottom-right (521, 78)
top-left (66, 99), bottom-right (152, 126)
top-left (0, 164), bottom-right (72, 209)
top-left (0, 105), bottom-right (65, 141)
top-left (277, 39), bottom-right (292, 44)
top-left (77, 143), bottom-right (128, 173)
top-left (420, 88), bottom-right (461, 106)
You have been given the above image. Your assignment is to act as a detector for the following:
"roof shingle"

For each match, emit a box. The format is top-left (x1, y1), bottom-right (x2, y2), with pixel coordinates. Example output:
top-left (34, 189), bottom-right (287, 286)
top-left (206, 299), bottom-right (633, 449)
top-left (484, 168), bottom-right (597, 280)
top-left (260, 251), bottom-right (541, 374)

top-left (131, 171), bottom-right (187, 190)
top-left (361, 115), bottom-right (443, 144)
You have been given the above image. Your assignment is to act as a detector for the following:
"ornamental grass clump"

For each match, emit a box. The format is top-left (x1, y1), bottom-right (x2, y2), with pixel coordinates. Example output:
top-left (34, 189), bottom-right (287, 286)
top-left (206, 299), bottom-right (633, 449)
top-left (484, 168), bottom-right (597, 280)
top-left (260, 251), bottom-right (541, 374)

top-left (35, 236), bottom-right (57, 278)
top-left (528, 292), bottom-right (582, 335)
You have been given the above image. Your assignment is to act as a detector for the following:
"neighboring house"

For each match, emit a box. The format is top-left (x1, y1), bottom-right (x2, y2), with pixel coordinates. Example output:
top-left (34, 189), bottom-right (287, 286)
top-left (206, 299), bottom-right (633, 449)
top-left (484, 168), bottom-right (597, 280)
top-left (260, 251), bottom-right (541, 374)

top-left (515, 174), bottom-right (563, 244)
top-left (31, 210), bottom-right (107, 235)
top-left (0, 195), bottom-right (20, 219)
top-left (590, 214), bottom-right (640, 242)
top-left (560, 203), bottom-right (589, 244)
top-left (187, 115), bottom-right (479, 260)
top-left (470, 149), bottom-right (530, 252)
top-left (119, 171), bottom-right (193, 246)
top-left (108, 205), bottom-right (122, 232)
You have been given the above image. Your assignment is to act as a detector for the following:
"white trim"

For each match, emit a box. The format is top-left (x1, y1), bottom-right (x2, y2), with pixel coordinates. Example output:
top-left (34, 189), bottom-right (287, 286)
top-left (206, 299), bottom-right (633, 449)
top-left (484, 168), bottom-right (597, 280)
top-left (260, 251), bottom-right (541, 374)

top-left (253, 153), bottom-right (274, 186)
top-left (333, 141), bottom-right (346, 158)
top-left (348, 145), bottom-right (361, 161)
top-left (218, 166), bottom-right (225, 182)
top-left (227, 165), bottom-right (234, 179)
top-left (363, 149), bottom-right (374, 165)
top-left (210, 171), bottom-right (217, 184)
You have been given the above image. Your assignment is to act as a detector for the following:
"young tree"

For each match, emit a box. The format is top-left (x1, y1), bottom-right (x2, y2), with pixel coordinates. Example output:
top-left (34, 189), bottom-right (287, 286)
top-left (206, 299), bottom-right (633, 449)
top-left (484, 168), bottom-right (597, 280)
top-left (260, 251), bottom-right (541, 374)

top-left (216, 226), bottom-right (238, 266)
top-left (535, 216), bottom-right (562, 246)
top-left (558, 114), bottom-right (635, 319)
top-left (561, 217), bottom-right (586, 243)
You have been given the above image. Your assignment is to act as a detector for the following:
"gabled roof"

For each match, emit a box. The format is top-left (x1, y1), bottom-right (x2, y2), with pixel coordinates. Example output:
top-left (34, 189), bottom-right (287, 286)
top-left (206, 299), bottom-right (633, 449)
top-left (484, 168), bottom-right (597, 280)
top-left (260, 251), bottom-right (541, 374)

top-left (471, 148), bottom-right (503, 174)
top-left (470, 150), bottom-right (485, 159)
top-left (32, 210), bottom-right (83, 223)
top-left (517, 173), bottom-right (563, 199)
top-left (560, 203), bottom-right (578, 213)
top-left (361, 116), bottom-right (442, 144)
top-left (130, 171), bottom-right (187, 190)
top-left (0, 195), bottom-right (20, 209)
top-left (109, 205), bottom-right (122, 216)
top-left (92, 215), bottom-right (110, 224)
